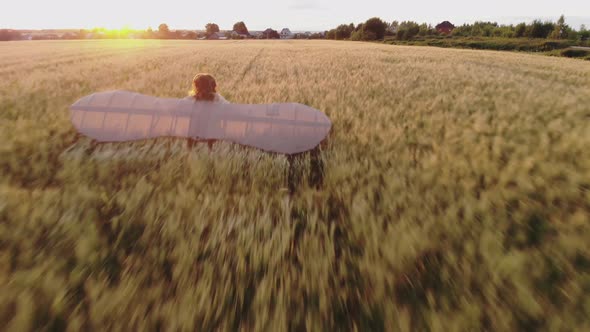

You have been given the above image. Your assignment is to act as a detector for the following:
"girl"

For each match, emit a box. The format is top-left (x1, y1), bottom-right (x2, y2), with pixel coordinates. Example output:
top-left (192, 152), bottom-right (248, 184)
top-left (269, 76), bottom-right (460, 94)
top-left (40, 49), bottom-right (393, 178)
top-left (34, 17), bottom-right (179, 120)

top-left (186, 73), bottom-right (325, 191)
top-left (185, 73), bottom-right (230, 104)
top-left (185, 73), bottom-right (229, 149)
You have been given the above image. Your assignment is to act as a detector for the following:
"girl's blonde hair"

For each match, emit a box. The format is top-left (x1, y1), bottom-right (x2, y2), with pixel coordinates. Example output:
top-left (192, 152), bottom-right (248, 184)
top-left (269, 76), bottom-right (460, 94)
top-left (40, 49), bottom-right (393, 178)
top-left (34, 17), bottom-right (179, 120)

top-left (190, 73), bottom-right (217, 101)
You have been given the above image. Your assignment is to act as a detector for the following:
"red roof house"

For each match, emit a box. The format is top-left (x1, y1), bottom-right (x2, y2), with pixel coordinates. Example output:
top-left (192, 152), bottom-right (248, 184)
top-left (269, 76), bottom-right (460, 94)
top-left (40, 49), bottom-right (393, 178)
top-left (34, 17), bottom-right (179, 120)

top-left (436, 21), bottom-right (455, 34)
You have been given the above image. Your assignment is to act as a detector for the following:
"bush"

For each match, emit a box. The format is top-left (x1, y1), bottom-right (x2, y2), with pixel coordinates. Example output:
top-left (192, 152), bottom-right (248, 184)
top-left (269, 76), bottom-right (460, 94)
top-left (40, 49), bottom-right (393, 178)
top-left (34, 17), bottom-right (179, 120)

top-left (561, 49), bottom-right (590, 58)
top-left (397, 21), bottom-right (420, 40)
top-left (385, 37), bottom-right (576, 53)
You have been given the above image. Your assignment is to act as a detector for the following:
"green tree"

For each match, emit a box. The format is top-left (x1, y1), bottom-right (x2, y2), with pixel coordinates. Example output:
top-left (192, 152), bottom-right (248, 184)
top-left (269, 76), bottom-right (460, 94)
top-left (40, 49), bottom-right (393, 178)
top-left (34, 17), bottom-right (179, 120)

top-left (397, 21), bottom-right (420, 40)
top-left (262, 28), bottom-right (280, 39)
top-left (528, 20), bottom-right (554, 38)
top-left (363, 17), bottom-right (388, 40)
top-left (515, 23), bottom-right (527, 38)
top-left (550, 15), bottom-right (568, 39)
top-left (470, 21), bottom-right (498, 37)
top-left (350, 29), bottom-right (362, 41)
top-left (451, 24), bottom-right (471, 37)
top-left (496, 25), bottom-right (515, 38)
top-left (143, 27), bottom-right (154, 39)
top-left (346, 18), bottom-right (385, 41)
top-left (158, 23), bottom-right (170, 39)
top-left (390, 21), bottom-right (399, 32)
top-left (184, 31), bottom-right (197, 39)
top-left (335, 24), bottom-right (354, 40)
top-left (326, 29), bottom-right (335, 39)
top-left (566, 28), bottom-right (578, 41)
top-left (232, 21), bottom-right (249, 35)
top-left (418, 23), bottom-right (433, 36)
top-left (206, 23), bottom-right (220, 37)
top-left (580, 24), bottom-right (590, 41)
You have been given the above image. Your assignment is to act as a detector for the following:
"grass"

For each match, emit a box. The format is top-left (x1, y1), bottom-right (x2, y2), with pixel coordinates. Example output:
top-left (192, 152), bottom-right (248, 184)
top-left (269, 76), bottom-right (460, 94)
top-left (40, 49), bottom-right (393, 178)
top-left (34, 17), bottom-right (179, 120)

top-left (1, 39), bottom-right (590, 331)
top-left (383, 37), bottom-right (590, 59)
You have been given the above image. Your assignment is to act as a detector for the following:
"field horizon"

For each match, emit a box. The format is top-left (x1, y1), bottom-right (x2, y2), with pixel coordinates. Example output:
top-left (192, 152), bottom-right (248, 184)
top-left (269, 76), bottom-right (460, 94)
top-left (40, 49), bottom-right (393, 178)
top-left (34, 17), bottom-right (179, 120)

top-left (1, 40), bottom-right (589, 331)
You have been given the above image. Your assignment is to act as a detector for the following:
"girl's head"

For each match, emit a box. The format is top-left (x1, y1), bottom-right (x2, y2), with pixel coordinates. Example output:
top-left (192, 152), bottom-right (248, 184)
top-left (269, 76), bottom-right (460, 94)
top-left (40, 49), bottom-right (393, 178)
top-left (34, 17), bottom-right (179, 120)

top-left (190, 73), bottom-right (217, 101)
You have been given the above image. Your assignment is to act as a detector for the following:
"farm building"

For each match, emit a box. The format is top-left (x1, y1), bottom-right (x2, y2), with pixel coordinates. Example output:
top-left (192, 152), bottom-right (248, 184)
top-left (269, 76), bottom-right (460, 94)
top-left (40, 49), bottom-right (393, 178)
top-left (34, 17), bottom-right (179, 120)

top-left (436, 21), bottom-right (455, 34)
top-left (231, 31), bottom-right (250, 39)
top-left (207, 32), bottom-right (227, 40)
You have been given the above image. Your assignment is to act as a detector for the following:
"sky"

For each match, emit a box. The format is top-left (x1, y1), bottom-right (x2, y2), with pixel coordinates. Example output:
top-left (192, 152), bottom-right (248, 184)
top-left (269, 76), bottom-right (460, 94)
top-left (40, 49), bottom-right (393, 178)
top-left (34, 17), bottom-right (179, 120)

top-left (2, 0), bottom-right (589, 31)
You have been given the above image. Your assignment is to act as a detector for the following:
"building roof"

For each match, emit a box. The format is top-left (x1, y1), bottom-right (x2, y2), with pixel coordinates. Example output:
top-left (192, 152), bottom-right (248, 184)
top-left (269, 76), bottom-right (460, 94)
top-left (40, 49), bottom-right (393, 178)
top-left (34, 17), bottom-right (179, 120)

top-left (436, 21), bottom-right (455, 29)
top-left (231, 31), bottom-right (250, 36)
top-left (207, 32), bottom-right (227, 39)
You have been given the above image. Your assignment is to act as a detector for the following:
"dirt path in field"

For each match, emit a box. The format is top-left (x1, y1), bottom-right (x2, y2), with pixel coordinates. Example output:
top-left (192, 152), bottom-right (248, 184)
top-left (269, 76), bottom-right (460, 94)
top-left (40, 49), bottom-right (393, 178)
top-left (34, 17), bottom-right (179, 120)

top-left (237, 47), bottom-right (264, 83)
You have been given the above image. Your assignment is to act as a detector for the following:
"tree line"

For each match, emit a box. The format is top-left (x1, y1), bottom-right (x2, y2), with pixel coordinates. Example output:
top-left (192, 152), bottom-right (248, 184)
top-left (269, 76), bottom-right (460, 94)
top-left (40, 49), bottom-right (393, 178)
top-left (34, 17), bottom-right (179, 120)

top-left (1, 21), bottom-right (323, 41)
top-left (3, 16), bottom-right (589, 42)
top-left (324, 15), bottom-right (590, 42)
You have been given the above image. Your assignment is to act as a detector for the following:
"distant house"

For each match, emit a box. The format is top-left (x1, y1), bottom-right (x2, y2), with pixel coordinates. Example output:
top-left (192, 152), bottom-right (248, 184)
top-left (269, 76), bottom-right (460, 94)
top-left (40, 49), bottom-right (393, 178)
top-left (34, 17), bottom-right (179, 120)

top-left (280, 28), bottom-right (294, 39)
top-left (207, 32), bottom-right (227, 40)
top-left (435, 21), bottom-right (455, 34)
top-left (231, 31), bottom-right (250, 39)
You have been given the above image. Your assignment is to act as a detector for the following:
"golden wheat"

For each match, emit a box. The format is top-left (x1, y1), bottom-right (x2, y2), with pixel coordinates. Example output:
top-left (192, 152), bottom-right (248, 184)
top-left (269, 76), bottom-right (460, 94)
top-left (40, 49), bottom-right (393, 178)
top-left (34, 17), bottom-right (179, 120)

top-left (1, 39), bottom-right (589, 331)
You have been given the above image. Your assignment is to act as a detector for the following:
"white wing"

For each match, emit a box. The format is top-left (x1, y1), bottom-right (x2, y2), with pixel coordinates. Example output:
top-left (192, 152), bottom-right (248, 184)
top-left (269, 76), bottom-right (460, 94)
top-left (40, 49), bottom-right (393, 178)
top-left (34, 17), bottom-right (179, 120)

top-left (70, 90), bottom-right (331, 154)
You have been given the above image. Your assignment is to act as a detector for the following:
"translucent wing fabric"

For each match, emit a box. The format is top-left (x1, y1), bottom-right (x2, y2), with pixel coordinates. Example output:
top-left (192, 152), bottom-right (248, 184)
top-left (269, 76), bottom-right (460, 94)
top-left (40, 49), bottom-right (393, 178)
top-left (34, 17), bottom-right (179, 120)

top-left (70, 90), bottom-right (331, 154)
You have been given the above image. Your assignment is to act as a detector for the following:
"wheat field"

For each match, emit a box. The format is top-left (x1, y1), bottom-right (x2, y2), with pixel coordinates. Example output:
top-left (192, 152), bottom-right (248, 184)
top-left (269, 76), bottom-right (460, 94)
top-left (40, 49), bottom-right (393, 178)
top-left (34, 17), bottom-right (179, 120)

top-left (1, 40), bottom-right (589, 331)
